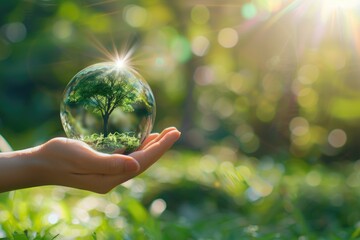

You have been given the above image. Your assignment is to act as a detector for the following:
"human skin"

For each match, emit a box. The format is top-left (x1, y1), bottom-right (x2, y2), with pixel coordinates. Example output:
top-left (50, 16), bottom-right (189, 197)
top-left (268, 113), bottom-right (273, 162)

top-left (0, 127), bottom-right (181, 194)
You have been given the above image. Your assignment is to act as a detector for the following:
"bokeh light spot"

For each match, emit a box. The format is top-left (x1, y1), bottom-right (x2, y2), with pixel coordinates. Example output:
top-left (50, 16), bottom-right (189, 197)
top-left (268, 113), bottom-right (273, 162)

top-left (104, 203), bottom-right (120, 218)
top-left (346, 172), bottom-right (360, 188)
top-left (3, 22), bottom-right (27, 43)
top-left (47, 213), bottom-right (59, 224)
top-left (200, 114), bottom-right (220, 131)
top-left (259, 0), bottom-right (282, 14)
top-left (218, 28), bottom-right (238, 48)
top-left (124, 5), bottom-right (148, 27)
top-left (328, 129), bottom-right (347, 148)
top-left (171, 36), bottom-right (191, 62)
top-left (86, 14), bottom-right (110, 32)
top-left (155, 57), bottom-right (165, 67)
top-left (241, 3), bottom-right (257, 19)
top-left (306, 171), bottom-right (322, 187)
top-left (298, 64), bottom-right (319, 84)
top-left (73, 207), bottom-right (90, 223)
top-left (323, 48), bottom-right (347, 70)
top-left (250, 178), bottom-right (273, 197)
top-left (246, 187), bottom-right (261, 202)
top-left (200, 154), bottom-right (218, 173)
top-left (297, 88), bottom-right (318, 108)
top-left (191, 36), bottom-right (210, 56)
top-left (53, 20), bottom-right (73, 40)
top-left (227, 72), bottom-right (252, 94)
top-left (191, 5), bottom-right (210, 24)
top-left (213, 97), bottom-right (234, 119)
top-left (59, 2), bottom-right (79, 21)
top-left (194, 66), bottom-right (214, 86)
top-left (290, 117), bottom-right (309, 136)
top-left (150, 199), bottom-right (167, 217)
top-left (256, 101), bottom-right (275, 122)
top-left (236, 125), bottom-right (260, 153)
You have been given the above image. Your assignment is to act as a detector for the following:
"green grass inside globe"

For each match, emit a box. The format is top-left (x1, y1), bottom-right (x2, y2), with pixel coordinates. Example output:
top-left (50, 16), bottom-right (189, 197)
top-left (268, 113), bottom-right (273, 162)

top-left (60, 62), bottom-right (156, 153)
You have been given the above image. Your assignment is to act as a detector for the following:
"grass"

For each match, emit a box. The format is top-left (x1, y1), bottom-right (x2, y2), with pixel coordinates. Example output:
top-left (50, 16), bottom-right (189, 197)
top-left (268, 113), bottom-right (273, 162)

top-left (83, 132), bottom-right (140, 153)
top-left (1, 151), bottom-right (360, 239)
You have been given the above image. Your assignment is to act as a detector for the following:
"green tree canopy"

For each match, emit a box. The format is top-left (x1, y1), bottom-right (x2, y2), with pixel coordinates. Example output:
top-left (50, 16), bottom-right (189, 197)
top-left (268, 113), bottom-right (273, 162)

top-left (67, 69), bottom-right (140, 137)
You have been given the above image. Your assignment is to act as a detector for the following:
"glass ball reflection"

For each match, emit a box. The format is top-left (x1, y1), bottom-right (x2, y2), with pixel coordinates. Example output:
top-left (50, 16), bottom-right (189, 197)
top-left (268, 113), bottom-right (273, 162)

top-left (60, 62), bottom-right (156, 153)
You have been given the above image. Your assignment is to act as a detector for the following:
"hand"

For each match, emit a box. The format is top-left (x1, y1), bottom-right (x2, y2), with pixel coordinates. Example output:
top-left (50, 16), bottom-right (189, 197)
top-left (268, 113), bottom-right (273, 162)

top-left (0, 127), bottom-right (181, 193)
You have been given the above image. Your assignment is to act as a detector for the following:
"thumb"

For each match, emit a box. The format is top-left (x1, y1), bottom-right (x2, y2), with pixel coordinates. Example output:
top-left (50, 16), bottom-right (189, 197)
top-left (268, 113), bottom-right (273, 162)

top-left (130, 129), bottom-right (181, 172)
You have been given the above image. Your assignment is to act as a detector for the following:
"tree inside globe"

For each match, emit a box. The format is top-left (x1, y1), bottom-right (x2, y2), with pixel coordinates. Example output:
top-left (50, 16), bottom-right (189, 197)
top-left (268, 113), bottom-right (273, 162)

top-left (60, 62), bottom-right (156, 153)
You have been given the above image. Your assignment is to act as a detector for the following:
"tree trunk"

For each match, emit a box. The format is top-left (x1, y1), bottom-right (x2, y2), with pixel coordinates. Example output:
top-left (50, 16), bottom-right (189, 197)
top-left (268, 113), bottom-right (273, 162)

top-left (103, 114), bottom-right (109, 137)
top-left (165, 1), bottom-right (198, 149)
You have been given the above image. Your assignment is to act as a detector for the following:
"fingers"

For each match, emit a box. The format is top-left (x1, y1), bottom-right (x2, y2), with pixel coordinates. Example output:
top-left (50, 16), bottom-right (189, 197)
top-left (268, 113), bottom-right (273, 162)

top-left (138, 133), bottom-right (160, 150)
top-left (141, 127), bottom-right (178, 150)
top-left (130, 128), bottom-right (181, 172)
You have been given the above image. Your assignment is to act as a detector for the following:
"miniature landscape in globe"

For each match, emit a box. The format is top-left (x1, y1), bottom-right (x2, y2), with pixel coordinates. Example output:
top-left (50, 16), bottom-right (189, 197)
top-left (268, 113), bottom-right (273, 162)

top-left (60, 62), bottom-right (156, 153)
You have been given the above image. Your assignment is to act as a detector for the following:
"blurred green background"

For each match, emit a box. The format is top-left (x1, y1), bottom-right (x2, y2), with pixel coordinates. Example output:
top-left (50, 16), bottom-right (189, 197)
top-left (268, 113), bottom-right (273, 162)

top-left (1, 0), bottom-right (360, 239)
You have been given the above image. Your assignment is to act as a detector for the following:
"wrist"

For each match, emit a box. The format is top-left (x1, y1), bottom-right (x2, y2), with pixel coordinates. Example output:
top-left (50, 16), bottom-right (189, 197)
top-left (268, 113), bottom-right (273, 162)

top-left (25, 145), bottom-right (55, 186)
top-left (0, 146), bottom-right (44, 192)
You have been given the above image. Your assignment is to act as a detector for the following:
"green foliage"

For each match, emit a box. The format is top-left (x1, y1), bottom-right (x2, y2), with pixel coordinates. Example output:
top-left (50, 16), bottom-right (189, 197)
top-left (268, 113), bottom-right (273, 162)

top-left (1, 152), bottom-right (360, 239)
top-left (67, 69), bottom-right (139, 116)
top-left (83, 132), bottom-right (140, 153)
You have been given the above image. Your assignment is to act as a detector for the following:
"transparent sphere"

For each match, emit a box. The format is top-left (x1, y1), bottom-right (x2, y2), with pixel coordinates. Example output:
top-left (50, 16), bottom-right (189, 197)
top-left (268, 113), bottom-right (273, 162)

top-left (60, 62), bottom-right (156, 153)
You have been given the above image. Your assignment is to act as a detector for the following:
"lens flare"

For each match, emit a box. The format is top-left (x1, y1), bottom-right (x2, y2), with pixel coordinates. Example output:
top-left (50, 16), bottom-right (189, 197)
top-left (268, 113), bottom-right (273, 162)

top-left (111, 44), bottom-right (135, 71)
top-left (115, 56), bottom-right (128, 70)
top-left (87, 34), bottom-right (140, 74)
top-left (256, 0), bottom-right (360, 57)
top-left (320, 0), bottom-right (359, 10)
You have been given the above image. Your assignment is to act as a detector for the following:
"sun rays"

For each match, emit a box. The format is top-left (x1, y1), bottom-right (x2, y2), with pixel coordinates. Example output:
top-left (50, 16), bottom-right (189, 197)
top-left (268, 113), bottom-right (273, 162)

top-left (87, 34), bottom-right (141, 74)
top-left (269, 0), bottom-right (360, 55)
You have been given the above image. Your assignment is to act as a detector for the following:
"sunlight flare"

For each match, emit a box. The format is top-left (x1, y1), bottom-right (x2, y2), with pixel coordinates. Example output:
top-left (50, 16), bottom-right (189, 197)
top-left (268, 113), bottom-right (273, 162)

top-left (115, 57), bottom-right (127, 70)
top-left (88, 35), bottom-right (139, 73)
top-left (111, 43), bottom-right (136, 71)
top-left (320, 0), bottom-right (359, 10)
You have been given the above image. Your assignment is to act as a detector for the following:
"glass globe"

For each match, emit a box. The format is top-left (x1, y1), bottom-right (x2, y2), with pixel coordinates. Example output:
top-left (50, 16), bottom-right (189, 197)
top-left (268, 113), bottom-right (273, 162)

top-left (60, 62), bottom-right (156, 153)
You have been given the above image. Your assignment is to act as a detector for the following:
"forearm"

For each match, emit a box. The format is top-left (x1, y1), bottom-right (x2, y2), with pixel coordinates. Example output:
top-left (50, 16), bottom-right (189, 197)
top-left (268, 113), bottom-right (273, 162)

top-left (0, 147), bottom-right (43, 192)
